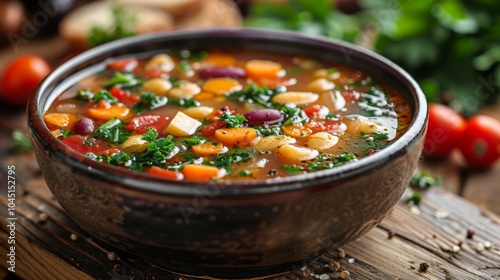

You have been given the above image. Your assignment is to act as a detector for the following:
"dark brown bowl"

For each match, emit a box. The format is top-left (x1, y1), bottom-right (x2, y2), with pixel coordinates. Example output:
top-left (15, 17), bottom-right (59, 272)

top-left (28, 29), bottom-right (427, 278)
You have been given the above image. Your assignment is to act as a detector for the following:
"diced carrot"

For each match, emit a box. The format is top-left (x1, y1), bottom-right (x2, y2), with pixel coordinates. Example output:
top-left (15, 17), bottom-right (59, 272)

top-left (194, 91), bottom-right (215, 101)
top-left (88, 104), bottom-right (132, 120)
top-left (253, 77), bottom-right (297, 88)
top-left (214, 128), bottom-right (258, 147)
top-left (148, 166), bottom-right (183, 180)
top-left (44, 113), bottom-right (77, 130)
top-left (282, 124), bottom-right (312, 138)
top-left (203, 53), bottom-right (236, 67)
top-left (202, 78), bottom-right (242, 95)
top-left (245, 59), bottom-right (282, 79)
top-left (100, 148), bottom-right (120, 156)
top-left (192, 142), bottom-right (228, 157)
top-left (182, 164), bottom-right (222, 181)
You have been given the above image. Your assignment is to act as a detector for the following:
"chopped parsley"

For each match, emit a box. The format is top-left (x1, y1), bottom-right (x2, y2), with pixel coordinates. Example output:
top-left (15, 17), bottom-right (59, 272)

top-left (132, 92), bottom-right (168, 113)
top-left (167, 98), bottom-right (200, 108)
top-left (178, 50), bottom-right (207, 60)
top-left (212, 148), bottom-right (254, 170)
top-left (281, 106), bottom-right (309, 126)
top-left (410, 171), bottom-right (439, 189)
top-left (128, 129), bottom-right (176, 171)
top-left (255, 125), bottom-right (282, 136)
top-left (227, 84), bottom-right (285, 108)
top-left (178, 60), bottom-right (191, 72)
top-left (181, 135), bottom-right (206, 148)
top-left (60, 129), bottom-right (72, 138)
top-left (168, 151), bottom-right (201, 171)
top-left (76, 89), bottom-right (117, 104)
top-left (12, 130), bottom-right (33, 153)
top-left (219, 113), bottom-right (246, 128)
top-left (281, 152), bottom-right (357, 173)
top-left (237, 169), bottom-right (253, 177)
top-left (102, 72), bottom-right (143, 89)
top-left (91, 118), bottom-right (131, 144)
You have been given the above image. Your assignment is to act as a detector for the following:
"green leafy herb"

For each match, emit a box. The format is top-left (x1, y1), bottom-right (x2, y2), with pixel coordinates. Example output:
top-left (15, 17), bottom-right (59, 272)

top-left (219, 113), bottom-right (246, 127)
top-left (12, 130), bottom-right (33, 153)
top-left (76, 89), bottom-right (95, 102)
top-left (255, 125), bottom-right (282, 136)
top-left (60, 129), bottom-right (72, 138)
top-left (132, 92), bottom-right (168, 113)
top-left (406, 192), bottom-right (423, 206)
top-left (178, 50), bottom-right (208, 60)
top-left (182, 135), bottom-right (206, 148)
top-left (93, 90), bottom-right (118, 104)
top-left (280, 164), bottom-right (303, 173)
top-left (212, 148), bottom-right (254, 170)
top-left (325, 113), bottom-right (339, 120)
top-left (178, 60), bottom-right (191, 72)
top-left (88, 4), bottom-right (137, 47)
top-left (237, 169), bottom-right (253, 177)
top-left (102, 72), bottom-right (143, 89)
top-left (227, 84), bottom-right (285, 108)
top-left (128, 129), bottom-right (176, 171)
top-left (167, 98), bottom-right (200, 108)
top-left (87, 151), bottom-right (132, 166)
top-left (168, 151), bottom-right (201, 171)
top-left (281, 152), bottom-right (357, 173)
top-left (92, 117), bottom-right (131, 144)
top-left (281, 106), bottom-right (308, 126)
top-left (410, 171), bottom-right (439, 189)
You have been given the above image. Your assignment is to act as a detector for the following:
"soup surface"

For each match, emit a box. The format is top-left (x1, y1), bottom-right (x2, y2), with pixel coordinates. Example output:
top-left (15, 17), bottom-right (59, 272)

top-left (44, 50), bottom-right (410, 181)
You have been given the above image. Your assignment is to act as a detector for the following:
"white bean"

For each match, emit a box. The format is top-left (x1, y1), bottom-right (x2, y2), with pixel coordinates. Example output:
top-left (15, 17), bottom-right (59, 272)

top-left (255, 135), bottom-right (296, 151)
top-left (307, 78), bottom-right (335, 92)
top-left (346, 119), bottom-right (386, 135)
top-left (182, 106), bottom-right (214, 120)
top-left (143, 78), bottom-right (172, 95)
top-left (277, 144), bottom-right (319, 163)
top-left (272, 91), bottom-right (319, 105)
top-left (308, 132), bottom-right (339, 151)
top-left (120, 135), bottom-right (148, 154)
top-left (169, 81), bottom-right (201, 98)
top-left (145, 54), bottom-right (175, 72)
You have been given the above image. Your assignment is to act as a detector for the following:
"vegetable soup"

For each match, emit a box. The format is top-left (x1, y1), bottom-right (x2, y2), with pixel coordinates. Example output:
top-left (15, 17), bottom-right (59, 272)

top-left (43, 50), bottom-right (410, 181)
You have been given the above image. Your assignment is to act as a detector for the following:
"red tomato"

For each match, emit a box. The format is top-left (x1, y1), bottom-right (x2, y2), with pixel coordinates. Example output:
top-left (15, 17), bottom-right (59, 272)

top-left (61, 135), bottom-right (107, 155)
top-left (201, 121), bottom-right (227, 137)
top-left (458, 115), bottom-right (500, 168)
top-left (110, 86), bottom-right (140, 104)
top-left (423, 103), bottom-right (466, 157)
top-left (147, 166), bottom-right (183, 180)
top-left (0, 55), bottom-right (52, 107)
top-left (305, 120), bottom-right (346, 133)
top-left (304, 104), bottom-right (329, 119)
top-left (125, 115), bottom-right (170, 134)
top-left (209, 106), bottom-right (235, 122)
top-left (106, 57), bottom-right (138, 72)
top-left (340, 90), bottom-right (360, 101)
top-left (253, 77), bottom-right (296, 88)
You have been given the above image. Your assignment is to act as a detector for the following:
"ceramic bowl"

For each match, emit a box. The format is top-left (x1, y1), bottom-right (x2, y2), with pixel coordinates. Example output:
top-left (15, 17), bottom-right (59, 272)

top-left (28, 29), bottom-right (427, 278)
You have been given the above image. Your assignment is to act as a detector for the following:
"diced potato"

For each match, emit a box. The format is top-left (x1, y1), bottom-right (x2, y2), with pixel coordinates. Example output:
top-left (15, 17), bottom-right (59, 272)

top-left (255, 135), bottom-right (296, 151)
top-left (166, 111), bottom-right (202, 137)
top-left (169, 81), bottom-right (201, 98)
top-left (307, 78), bottom-right (335, 92)
top-left (345, 119), bottom-right (386, 136)
top-left (120, 135), bottom-right (149, 153)
top-left (307, 132), bottom-right (339, 151)
top-left (277, 144), bottom-right (319, 163)
top-left (145, 54), bottom-right (175, 72)
top-left (182, 106), bottom-right (214, 120)
top-left (272, 91), bottom-right (319, 105)
top-left (143, 78), bottom-right (172, 95)
top-left (202, 78), bottom-right (242, 95)
top-left (282, 124), bottom-right (312, 138)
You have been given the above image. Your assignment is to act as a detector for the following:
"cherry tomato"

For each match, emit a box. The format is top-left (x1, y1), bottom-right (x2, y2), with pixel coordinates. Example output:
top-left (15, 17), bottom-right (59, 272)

top-left (0, 55), bottom-right (52, 107)
top-left (125, 115), bottom-right (170, 134)
top-left (458, 115), bottom-right (500, 168)
top-left (305, 120), bottom-right (347, 133)
top-left (61, 135), bottom-right (107, 155)
top-left (201, 121), bottom-right (227, 137)
top-left (423, 103), bottom-right (466, 157)
top-left (110, 86), bottom-right (140, 105)
top-left (106, 57), bottom-right (138, 72)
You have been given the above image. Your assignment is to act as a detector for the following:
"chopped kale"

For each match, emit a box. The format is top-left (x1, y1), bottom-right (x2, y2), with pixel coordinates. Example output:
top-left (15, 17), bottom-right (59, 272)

top-left (227, 84), bottom-right (286, 108)
top-left (132, 92), bottom-right (168, 113)
top-left (219, 113), bottom-right (246, 128)
top-left (12, 130), bottom-right (33, 153)
top-left (167, 98), bottom-right (200, 108)
top-left (128, 130), bottom-right (176, 171)
top-left (93, 90), bottom-right (118, 104)
top-left (178, 60), bottom-right (191, 72)
top-left (237, 169), bottom-right (253, 177)
top-left (281, 106), bottom-right (308, 126)
top-left (181, 135), bottom-right (206, 148)
top-left (410, 171), bottom-right (439, 189)
top-left (91, 118), bottom-right (131, 144)
top-left (102, 72), bottom-right (143, 89)
top-left (255, 125), bottom-right (282, 136)
top-left (212, 148), bottom-right (254, 170)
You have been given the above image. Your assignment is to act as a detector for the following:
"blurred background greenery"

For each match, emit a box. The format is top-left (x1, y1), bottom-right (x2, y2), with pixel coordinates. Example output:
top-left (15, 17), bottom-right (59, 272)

top-left (243, 0), bottom-right (500, 116)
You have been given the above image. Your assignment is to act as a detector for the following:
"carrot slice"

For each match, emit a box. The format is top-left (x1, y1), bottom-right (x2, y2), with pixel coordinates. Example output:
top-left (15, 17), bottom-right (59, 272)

top-left (44, 113), bottom-right (77, 130)
top-left (182, 164), bottom-right (222, 180)
top-left (148, 166), bottom-right (183, 180)
top-left (88, 104), bottom-right (132, 120)
top-left (282, 124), bottom-right (312, 138)
top-left (202, 78), bottom-right (242, 95)
top-left (214, 128), bottom-right (258, 147)
top-left (203, 53), bottom-right (236, 67)
top-left (194, 91), bottom-right (215, 101)
top-left (192, 142), bottom-right (228, 157)
top-left (245, 59), bottom-right (282, 79)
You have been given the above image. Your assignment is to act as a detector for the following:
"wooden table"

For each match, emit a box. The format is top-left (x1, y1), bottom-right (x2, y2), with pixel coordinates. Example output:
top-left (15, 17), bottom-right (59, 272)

top-left (1, 38), bottom-right (500, 280)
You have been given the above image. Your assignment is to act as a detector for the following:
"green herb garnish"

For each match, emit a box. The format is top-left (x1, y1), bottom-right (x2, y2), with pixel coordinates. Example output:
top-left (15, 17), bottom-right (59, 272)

top-left (255, 125), bottom-right (282, 136)
top-left (237, 169), bottom-right (253, 177)
top-left (227, 84), bottom-right (285, 108)
top-left (219, 113), bottom-right (246, 128)
top-left (93, 90), bottom-right (118, 104)
top-left (281, 106), bottom-right (308, 126)
top-left (128, 129), bottom-right (176, 171)
top-left (12, 130), bottom-right (33, 153)
top-left (167, 98), bottom-right (200, 108)
top-left (182, 135), bottom-right (206, 148)
top-left (132, 92), bottom-right (168, 113)
top-left (102, 72), bottom-right (143, 89)
top-left (178, 60), bottom-right (191, 72)
top-left (410, 171), bottom-right (439, 189)
top-left (212, 148), bottom-right (254, 170)
top-left (92, 117), bottom-right (131, 144)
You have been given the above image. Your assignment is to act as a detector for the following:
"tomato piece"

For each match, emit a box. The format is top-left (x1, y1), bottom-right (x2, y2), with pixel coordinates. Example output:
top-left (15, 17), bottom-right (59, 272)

top-left (351, 71), bottom-right (366, 82)
top-left (201, 121), bottom-right (227, 137)
top-left (340, 90), bottom-right (360, 101)
top-left (458, 115), bottom-right (500, 168)
top-left (305, 120), bottom-right (346, 133)
top-left (0, 55), bottom-right (52, 107)
top-left (125, 115), bottom-right (170, 134)
top-left (61, 135), bottom-right (106, 155)
top-left (210, 106), bottom-right (235, 122)
top-left (304, 104), bottom-right (329, 119)
top-left (253, 77), bottom-right (297, 88)
top-left (423, 103), bottom-right (466, 157)
top-left (148, 166), bottom-right (183, 180)
top-left (101, 148), bottom-right (120, 156)
top-left (106, 57), bottom-right (138, 72)
top-left (110, 86), bottom-right (140, 104)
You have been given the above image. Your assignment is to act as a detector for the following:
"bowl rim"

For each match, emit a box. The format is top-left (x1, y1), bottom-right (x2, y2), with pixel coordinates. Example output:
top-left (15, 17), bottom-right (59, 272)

top-left (28, 28), bottom-right (427, 197)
